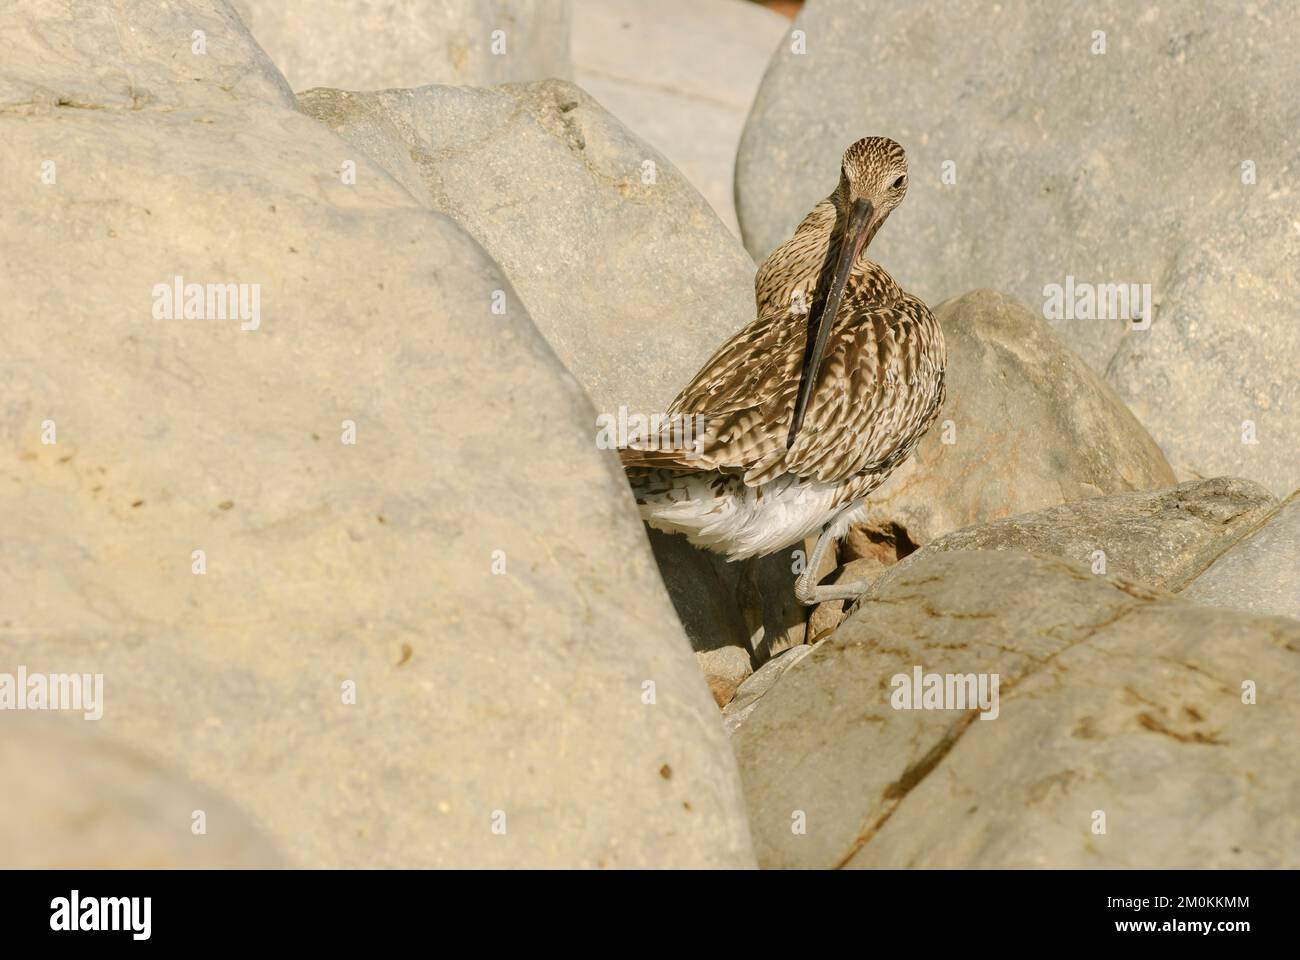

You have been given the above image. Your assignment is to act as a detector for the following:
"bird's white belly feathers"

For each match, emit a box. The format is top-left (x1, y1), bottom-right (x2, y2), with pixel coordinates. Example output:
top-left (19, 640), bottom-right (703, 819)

top-left (636, 472), bottom-right (868, 562)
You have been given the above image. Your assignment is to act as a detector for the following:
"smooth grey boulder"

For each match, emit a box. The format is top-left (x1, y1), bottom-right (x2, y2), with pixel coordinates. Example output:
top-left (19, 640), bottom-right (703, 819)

top-left (298, 79), bottom-right (756, 416)
top-left (872, 478), bottom-right (1278, 595)
top-left (1, 0), bottom-right (753, 869)
top-left (853, 290), bottom-right (1176, 548)
top-left (0, 718), bottom-right (279, 868)
top-left (737, 0), bottom-right (1298, 497)
top-left (233, 0), bottom-right (571, 91)
top-left (734, 550), bottom-right (1300, 868)
top-left (572, 0), bottom-right (787, 235)
top-left (1181, 492), bottom-right (1300, 620)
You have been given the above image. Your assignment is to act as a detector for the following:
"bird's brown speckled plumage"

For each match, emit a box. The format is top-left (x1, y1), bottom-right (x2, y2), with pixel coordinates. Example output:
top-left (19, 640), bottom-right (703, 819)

top-left (620, 137), bottom-right (945, 565)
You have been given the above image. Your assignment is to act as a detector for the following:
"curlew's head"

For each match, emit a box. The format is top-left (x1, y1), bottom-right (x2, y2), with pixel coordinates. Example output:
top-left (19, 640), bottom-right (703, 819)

top-left (836, 136), bottom-right (909, 250)
top-left (788, 137), bottom-right (910, 445)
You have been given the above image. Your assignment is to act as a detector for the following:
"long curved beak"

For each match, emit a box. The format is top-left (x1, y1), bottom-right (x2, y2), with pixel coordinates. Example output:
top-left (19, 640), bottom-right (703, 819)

top-left (787, 197), bottom-right (874, 447)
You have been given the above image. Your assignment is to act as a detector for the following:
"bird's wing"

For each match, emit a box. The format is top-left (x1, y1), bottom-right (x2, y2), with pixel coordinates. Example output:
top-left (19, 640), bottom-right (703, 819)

top-left (618, 306), bottom-right (801, 473)
top-left (776, 291), bottom-right (946, 485)
top-left (669, 305), bottom-right (804, 417)
top-left (630, 287), bottom-right (943, 486)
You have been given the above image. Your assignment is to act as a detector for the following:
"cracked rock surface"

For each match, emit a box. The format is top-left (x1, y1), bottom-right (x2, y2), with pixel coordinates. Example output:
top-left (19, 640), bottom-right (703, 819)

top-left (733, 550), bottom-right (1300, 868)
top-left (875, 477), bottom-right (1278, 595)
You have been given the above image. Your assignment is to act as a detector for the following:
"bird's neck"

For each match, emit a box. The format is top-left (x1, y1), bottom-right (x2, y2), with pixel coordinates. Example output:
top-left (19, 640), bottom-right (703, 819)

top-left (755, 197), bottom-right (896, 314)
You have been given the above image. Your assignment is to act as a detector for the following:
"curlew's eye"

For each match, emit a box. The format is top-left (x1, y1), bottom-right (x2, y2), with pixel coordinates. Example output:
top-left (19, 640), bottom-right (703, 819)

top-left (892, 175), bottom-right (907, 190)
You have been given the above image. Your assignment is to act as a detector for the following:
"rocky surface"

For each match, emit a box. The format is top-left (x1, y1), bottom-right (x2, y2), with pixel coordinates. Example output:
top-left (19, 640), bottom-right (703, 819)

top-left (1182, 492), bottom-right (1300, 621)
top-left (298, 79), bottom-right (755, 416)
top-left (0, 718), bottom-right (279, 868)
top-left (736, 0), bottom-right (1299, 497)
top-left (734, 550), bottom-right (1300, 869)
top-left (572, 0), bottom-right (787, 235)
top-left (232, 0), bottom-right (571, 91)
top-left (871, 478), bottom-right (1278, 596)
top-left (696, 646), bottom-right (753, 708)
top-left (0, 0), bottom-right (296, 110)
top-left (722, 644), bottom-right (814, 735)
top-left (0, 0), bottom-right (753, 869)
top-left (852, 290), bottom-right (1176, 549)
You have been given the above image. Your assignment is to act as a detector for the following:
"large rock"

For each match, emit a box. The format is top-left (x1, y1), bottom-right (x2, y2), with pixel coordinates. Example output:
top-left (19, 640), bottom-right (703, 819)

top-left (0, 718), bottom-right (279, 868)
top-left (0, 0), bottom-right (753, 869)
top-left (296, 77), bottom-right (774, 660)
top-left (232, 0), bottom-right (571, 91)
top-left (572, 0), bottom-right (787, 235)
top-left (734, 550), bottom-right (1300, 868)
top-left (874, 477), bottom-right (1277, 595)
top-left (0, 0), bottom-right (296, 110)
top-left (737, 0), bottom-right (1299, 496)
top-left (853, 290), bottom-right (1176, 548)
top-left (1181, 492), bottom-right (1300, 620)
top-left (298, 79), bottom-right (755, 415)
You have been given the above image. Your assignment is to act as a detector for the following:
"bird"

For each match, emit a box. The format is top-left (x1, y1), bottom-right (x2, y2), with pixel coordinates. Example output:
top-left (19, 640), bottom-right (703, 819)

top-left (620, 137), bottom-right (946, 606)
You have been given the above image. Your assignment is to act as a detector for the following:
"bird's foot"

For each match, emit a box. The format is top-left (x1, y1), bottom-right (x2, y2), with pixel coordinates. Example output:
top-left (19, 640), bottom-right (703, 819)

top-left (794, 573), bottom-right (874, 606)
top-left (795, 500), bottom-right (873, 606)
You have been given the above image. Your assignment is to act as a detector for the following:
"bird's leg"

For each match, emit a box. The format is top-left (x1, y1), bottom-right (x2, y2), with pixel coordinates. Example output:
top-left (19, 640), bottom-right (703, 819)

top-left (735, 556), bottom-right (766, 658)
top-left (794, 508), bottom-right (874, 606)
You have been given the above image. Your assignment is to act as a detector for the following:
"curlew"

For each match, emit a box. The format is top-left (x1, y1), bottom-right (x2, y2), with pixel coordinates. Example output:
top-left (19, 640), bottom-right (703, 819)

top-left (619, 137), bottom-right (946, 606)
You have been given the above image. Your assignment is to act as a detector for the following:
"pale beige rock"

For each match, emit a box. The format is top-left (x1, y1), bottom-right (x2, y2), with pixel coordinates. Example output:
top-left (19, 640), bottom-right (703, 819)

top-left (854, 290), bottom-right (1176, 548)
top-left (0, 0), bottom-right (295, 112)
top-left (233, 0), bottom-right (571, 92)
top-left (0, 718), bottom-right (279, 868)
top-left (298, 80), bottom-right (756, 416)
top-left (0, 0), bottom-right (753, 869)
top-left (696, 646), bottom-right (753, 708)
top-left (734, 550), bottom-right (1300, 868)
top-left (297, 77), bottom-right (774, 660)
top-left (572, 0), bottom-right (787, 235)
top-left (875, 477), bottom-right (1278, 595)
top-left (1181, 491), bottom-right (1300, 620)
